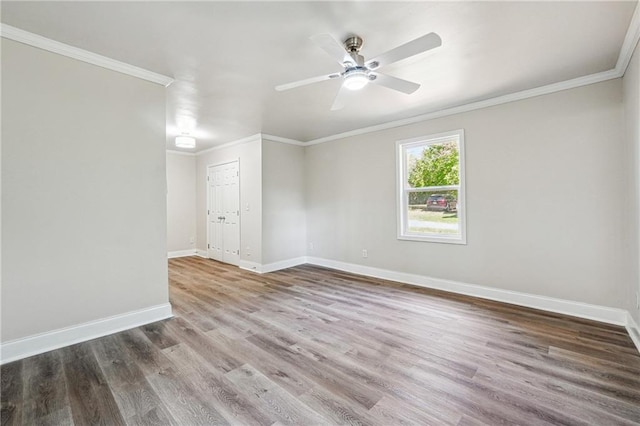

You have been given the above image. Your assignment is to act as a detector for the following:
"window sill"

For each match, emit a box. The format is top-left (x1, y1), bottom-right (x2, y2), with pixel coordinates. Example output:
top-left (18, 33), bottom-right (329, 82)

top-left (398, 234), bottom-right (467, 245)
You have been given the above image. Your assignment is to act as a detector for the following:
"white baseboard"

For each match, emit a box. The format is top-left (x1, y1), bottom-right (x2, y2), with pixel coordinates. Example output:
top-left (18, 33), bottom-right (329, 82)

top-left (306, 257), bottom-right (629, 326)
top-left (239, 257), bottom-right (308, 274)
top-left (196, 249), bottom-right (208, 258)
top-left (168, 249), bottom-right (197, 258)
top-left (262, 257), bottom-right (308, 273)
top-left (627, 313), bottom-right (640, 353)
top-left (0, 303), bottom-right (173, 365)
top-left (239, 260), bottom-right (263, 273)
top-left (235, 253), bottom-right (631, 329)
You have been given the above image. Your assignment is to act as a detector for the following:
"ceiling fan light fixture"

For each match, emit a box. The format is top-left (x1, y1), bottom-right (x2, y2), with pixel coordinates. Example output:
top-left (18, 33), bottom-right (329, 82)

top-left (175, 135), bottom-right (196, 149)
top-left (275, 32), bottom-right (441, 108)
top-left (343, 69), bottom-right (369, 91)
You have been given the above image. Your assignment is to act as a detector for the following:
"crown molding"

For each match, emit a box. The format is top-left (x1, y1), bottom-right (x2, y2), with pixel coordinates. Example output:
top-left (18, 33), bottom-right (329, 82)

top-left (191, 132), bottom-right (304, 156)
top-left (261, 134), bottom-right (305, 146)
top-left (1, 24), bottom-right (174, 87)
top-left (166, 149), bottom-right (196, 157)
top-left (306, 68), bottom-right (620, 145)
top-left (195, 133), bottom-right (262, 156)
top-left (306, 3), bottom-right (640, 146)
top-left (616, 1), bottom-right (640, 75)
top-left (10, 4), bottom-right (633, 148)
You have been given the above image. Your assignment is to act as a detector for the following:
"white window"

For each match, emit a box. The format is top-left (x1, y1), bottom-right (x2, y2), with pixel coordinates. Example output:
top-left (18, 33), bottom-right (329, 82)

top-left (397, 129), bottom-right (466, 244)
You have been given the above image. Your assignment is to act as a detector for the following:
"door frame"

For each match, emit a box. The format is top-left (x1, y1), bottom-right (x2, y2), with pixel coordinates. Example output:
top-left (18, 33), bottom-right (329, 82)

top-left (206, 159), bottom-right (241, 265)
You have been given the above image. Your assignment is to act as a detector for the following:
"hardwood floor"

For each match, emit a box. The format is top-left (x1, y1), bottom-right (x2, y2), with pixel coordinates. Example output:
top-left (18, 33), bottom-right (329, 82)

top-left (2, 256), bottom-right (640, 425)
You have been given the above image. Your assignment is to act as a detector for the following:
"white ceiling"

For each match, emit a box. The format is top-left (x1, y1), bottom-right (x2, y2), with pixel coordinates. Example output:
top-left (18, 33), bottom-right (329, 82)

top-left (1, 1), bottom-right (637, 152)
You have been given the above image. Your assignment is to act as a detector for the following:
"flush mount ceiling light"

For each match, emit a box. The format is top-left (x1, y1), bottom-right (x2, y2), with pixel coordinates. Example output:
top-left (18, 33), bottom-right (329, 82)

top-left (175, 135), bottom-right (196, 149)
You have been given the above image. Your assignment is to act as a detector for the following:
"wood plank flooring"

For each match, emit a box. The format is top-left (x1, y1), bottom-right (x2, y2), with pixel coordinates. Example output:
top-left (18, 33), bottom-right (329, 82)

top-left (2, 256), bottom-right (640, 425)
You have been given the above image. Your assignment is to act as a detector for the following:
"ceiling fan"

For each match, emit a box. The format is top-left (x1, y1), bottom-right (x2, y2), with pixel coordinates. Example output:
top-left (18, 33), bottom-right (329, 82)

top-left (275, 32), bottom-right (442, 110)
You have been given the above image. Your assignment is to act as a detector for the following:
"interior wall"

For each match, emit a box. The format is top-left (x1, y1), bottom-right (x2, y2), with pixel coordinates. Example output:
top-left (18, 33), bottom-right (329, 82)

top-left (1, 39), bottom-right (169, 342)
top-left (624, 40), bottom-right (640, 324)
top-left (196, 137), bottom-right (262, 264)
top-left (306, 79), bottom-right (629, 310)
top-left (262, 139), bottom-right (306, 264)
top-left (166, 152), bottom-right (196, 253)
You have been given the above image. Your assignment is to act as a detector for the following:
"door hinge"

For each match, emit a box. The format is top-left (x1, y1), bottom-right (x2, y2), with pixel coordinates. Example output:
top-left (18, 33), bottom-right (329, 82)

top-left (207, 209), bottom-right (210, 215)
top-left (237, 171), bottom-right (239, 177)
top-left (207, 176), bottom-right (210, 181)
top-left (208, 244), bottom-right (210, 249)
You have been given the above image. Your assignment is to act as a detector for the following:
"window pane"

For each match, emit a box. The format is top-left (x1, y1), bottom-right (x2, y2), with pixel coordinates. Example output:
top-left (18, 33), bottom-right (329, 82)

top-left (406, 140), bottom-right (459, 188)
top-left (407, 189), bottom-right (460, 235)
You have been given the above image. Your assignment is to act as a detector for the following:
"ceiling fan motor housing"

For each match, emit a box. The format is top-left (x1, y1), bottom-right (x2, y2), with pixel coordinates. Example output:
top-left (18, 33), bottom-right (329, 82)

top-left (344, 35), bottom-right (363, 53)
top-left (344, 36), bottom-right (365, 67)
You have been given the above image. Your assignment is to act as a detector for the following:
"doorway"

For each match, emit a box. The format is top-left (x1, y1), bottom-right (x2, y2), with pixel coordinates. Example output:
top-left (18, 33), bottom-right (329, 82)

top-left (207, 161), bottom-right (240, 265)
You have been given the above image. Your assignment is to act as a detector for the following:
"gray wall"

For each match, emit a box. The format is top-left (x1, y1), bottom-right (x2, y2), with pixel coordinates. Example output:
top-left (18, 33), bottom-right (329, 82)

top-left (196, 138), bottom-right (263, 264)
top-left (624, 41), bottom-right (640, 324)
top-left (262, 139), bottom-right (306, 264)
top-left (306, 79), bottom-right (629, 310)
top-left (166, 152), bottom-right (196, 253)
top-left (193, 136), bottom-right (306, 266)
top-left (1, 39), bottom-right (169, 342)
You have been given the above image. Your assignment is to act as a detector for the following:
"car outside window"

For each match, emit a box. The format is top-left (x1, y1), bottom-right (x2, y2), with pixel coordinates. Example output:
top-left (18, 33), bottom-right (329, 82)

top-left (396, 129), bottom-right (466, 244)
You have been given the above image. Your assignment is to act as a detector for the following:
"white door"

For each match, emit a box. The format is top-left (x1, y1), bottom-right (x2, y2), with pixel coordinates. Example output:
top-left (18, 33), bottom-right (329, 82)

top-left (207, 165), bottom-right (224, 262)
top-left (207, 161), bottom-right (240, 265)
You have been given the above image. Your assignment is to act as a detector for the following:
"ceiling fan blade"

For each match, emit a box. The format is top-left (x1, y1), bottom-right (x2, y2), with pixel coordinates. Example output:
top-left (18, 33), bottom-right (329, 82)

top-left (370, 73), bottom-right (420, 94)
top-left (330, 84), bottom-right (357, 110)
top-left (366, 32), bottom-right (442, 69)
top-left (310, 33), bottom-right (352, 66)
top-left (275, 73), bottom-right (341, 91)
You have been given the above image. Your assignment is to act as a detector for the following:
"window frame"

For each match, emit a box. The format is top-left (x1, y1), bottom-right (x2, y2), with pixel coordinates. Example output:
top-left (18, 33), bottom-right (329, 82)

top-left (396, 129), bottom-right (466, 244)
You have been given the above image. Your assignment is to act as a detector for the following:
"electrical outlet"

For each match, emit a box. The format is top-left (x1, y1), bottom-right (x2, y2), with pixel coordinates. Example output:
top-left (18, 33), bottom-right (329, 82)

top-left (309, 242), bottom-right (314, 251)
top-left (189, 236), bottom-right (195, 244)
top-left (246, 246), bottom-right (251, 257)
top-left (362, 249), bottom-right (368, 258)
